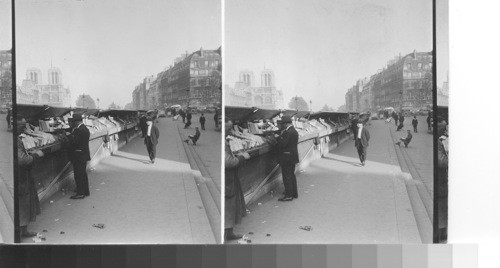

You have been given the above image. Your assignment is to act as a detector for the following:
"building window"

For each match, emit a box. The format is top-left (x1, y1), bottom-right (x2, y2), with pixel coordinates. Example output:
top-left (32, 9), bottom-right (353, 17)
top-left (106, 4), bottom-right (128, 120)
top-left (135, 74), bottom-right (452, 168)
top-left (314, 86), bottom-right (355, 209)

top-left (418, 63), bottom-right (422, 69)
top-left (406, 63), bottom-right (411, 70)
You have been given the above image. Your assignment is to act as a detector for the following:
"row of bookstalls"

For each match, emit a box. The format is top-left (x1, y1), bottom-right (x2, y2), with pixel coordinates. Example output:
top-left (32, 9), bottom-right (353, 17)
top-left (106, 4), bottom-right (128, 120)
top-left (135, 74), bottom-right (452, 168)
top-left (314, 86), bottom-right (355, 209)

top-left (225, 106), bottom-right (357, 205)
top-left (17, 104), bottom-right (145, 203)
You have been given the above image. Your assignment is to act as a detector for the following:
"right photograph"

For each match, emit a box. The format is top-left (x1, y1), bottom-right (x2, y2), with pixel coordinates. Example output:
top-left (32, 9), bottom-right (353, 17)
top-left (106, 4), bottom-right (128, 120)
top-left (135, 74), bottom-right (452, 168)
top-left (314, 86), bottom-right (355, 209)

top-left (224, 0), bottom-right (435, 243)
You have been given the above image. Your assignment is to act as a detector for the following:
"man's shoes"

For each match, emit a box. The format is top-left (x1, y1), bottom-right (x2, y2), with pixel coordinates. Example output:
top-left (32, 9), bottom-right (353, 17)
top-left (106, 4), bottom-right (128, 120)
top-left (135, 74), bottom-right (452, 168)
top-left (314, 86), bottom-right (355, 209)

top-left (361, 161), bottom-right (365, 166)
top-left (151, 159), bottom-right (155, 164)
top-left (278, 196), bottom-right (293, 201)
top-left (395, 142), bottom-right (401, 146)
top-left (70, 194), bottom-right (85, 199)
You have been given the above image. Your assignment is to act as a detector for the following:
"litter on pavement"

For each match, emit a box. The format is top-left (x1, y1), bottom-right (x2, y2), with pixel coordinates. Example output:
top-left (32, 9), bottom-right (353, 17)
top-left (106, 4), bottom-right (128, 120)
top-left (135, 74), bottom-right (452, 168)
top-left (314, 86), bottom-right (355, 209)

top-left (237, 235), bottom-right (251, 244)
top-left (299, 226), bottom-right (312, 231)
top-left (92, 223), bottom-right (105, 229)
top-left (32, 233), bottom-right (46, 243)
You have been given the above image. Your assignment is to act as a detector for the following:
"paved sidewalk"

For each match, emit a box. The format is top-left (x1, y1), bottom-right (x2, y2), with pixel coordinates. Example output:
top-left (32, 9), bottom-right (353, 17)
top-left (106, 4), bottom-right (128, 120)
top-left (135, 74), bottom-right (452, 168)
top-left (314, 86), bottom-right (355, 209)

top-left (233, 120), bottom-right (421, 244)
top-left (176, 114), bottom-right (221, 190)
top-left (22, 119), bottom-right (214, 244)
top-left (390, 116), bottom-right (433, 196)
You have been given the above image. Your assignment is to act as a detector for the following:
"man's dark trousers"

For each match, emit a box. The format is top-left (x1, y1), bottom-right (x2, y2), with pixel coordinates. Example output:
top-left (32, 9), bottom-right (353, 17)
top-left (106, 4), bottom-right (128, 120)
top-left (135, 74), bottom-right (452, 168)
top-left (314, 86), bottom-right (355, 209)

top-left (281, 161), bottom-right (298, 198)
top-left (72, 160), bottom-right (89, 196)
top-left (356, 145), bottom-right (367, 163)
top-left (145, 137), bottom-right (156, 160)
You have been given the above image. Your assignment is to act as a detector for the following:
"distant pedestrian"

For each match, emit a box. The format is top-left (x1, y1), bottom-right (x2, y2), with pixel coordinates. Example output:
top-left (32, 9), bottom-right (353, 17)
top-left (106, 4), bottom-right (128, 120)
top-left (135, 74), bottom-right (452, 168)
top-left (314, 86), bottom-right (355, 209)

top-left (180, 109), bottom-right (186, 123)
top-left (144, 117), bottom-right (160, 164)
top-left (276, 115), bottom-right (299, 201)
top-left (396, 130), bottom-right (413, 148)
top-left (354, 121), bottom-right (370, 166)
top-left (396, 113), bottom-right (405, 131)
top-left (184, 127), bottom-right (201, 145)
top-left (139, 114), bottom-right (147, 138)
top-left (214, 111), bottom-right (219, 129)
top-left (199, 113), bottom-right (206, 130)
top-left (392, 111), bottom-right (398, 126)
top-left (6, 108), bottom-right (12, 130)
top-left (427, 113), bottom-right (432, 132)
top-left (412, 116), bottom-right (418, 133)
top-left (67, 114), bottom-right (91, 199)
top-left (184, 111), bottom-right (192, 128)
top-left (17, 118), bottom-right (43, 237)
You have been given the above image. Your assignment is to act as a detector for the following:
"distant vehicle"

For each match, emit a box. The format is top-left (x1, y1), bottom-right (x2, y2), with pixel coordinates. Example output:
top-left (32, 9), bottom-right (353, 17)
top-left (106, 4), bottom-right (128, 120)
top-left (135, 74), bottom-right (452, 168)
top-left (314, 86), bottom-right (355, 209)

top-left (157, 110), bottom-right (166, 118)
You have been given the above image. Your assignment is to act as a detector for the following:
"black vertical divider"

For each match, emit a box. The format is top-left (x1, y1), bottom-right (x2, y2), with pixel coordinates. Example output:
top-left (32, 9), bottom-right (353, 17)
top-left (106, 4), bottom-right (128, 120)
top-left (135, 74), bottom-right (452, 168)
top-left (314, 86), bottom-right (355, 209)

top-left (11, 0), bottom-right (19, 244)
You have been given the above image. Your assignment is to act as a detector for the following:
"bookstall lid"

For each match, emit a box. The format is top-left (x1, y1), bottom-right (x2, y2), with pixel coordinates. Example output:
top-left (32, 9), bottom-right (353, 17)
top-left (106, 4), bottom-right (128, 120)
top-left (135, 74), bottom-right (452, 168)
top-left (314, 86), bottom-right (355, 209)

top-left (281, 109), bottom-right (310, 119)
top-left (225, 106), bottom-right (254, 122)
top-left (309, 112), bottom-right (349, 120)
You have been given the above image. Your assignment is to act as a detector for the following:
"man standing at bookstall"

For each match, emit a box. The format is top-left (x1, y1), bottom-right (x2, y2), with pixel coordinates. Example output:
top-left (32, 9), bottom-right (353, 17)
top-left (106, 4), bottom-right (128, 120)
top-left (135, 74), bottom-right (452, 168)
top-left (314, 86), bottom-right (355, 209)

top-left (225, 117), bottom-right (250, 241)
top-left (17, 118), bottom-right (44, 237)
top-left (276, 115), bottom-right (299, 201)
top-left (66, 114), bottom-right (91, 199)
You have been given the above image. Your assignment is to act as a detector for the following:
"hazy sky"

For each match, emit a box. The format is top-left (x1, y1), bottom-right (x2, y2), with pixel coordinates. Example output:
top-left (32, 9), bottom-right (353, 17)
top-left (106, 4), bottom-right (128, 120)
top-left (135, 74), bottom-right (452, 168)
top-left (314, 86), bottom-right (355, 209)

top-left (225, 0), bottom-right (433, 110)
top-left (16, 0), bottom-right (221, 108)
top-left (436, 0), bottom-right (449, 87)
top-left (0, 0), bottom-right (12, 50)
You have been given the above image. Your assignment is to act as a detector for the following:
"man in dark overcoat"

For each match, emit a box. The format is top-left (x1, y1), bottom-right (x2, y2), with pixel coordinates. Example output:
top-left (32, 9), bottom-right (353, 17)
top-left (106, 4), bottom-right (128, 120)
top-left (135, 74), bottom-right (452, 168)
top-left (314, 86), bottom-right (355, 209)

top-left (67, 114), bottom-right (91, 199)
top-left (276, 115), bottom-right (299, 201)
top-left (144, 117), bottom-right (160, 164)
top-left (354, 121), bottom-right (370, 166)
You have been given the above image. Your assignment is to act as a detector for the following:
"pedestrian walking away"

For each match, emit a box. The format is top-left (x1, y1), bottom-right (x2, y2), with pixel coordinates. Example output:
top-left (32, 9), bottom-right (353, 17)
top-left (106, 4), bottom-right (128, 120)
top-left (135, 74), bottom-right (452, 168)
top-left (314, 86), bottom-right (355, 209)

top-left (184, 127), bottom-right (201, 145)
top-left (412, 116), bottom-right (418, 133)
top-left (354, 121), bottom-right (370, 166)
top-left (224, 118), bottom-right (250, 241)
top-left (427, 112), bottom-right (432, 132)
top-left (66, 114), bottom-right (91, 199)
top-left (184, 111), bottom-right (192, 129)
top-left (180, 109), bottom-right (186, 123)
top-left (214, 111), bottom-right (219, 129)
top-left (6, 108), bottom-right (12, 130)
top-left (144, 117), bottom-right (160, 163)
top-left (200, 113), bottom-right (206, 130)
top-left (275, 115), bottom-right (299, 201)
top-left (395, 129), bottom-right (413, 148)
top-left (17, 118), bottom-right (43, 237)
top-left (396, 113), bottom-right (405, 131)
top-left (392, 111), bottom-right (398, 126)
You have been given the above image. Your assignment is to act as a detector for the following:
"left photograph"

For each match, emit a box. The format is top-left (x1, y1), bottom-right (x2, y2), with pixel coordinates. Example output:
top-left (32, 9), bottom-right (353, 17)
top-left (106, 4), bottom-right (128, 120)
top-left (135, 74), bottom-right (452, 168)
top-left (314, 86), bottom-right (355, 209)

top-left (15, 0), bottom-right (221, 244)
top-left (0, 0), bottom-right (13, 244)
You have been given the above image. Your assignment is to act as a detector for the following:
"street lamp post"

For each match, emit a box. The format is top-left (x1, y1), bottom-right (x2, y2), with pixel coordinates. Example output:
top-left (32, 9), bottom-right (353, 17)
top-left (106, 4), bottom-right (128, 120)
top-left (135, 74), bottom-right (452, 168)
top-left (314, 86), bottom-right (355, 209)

top-left (97, 98), bottom-right (100, 109)
top-left (309, 100), bottom-right (312, 112)
top-left (295, 95), bottom-right (298, 111)
top-left (82, 94), bottom-right (85, 108)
